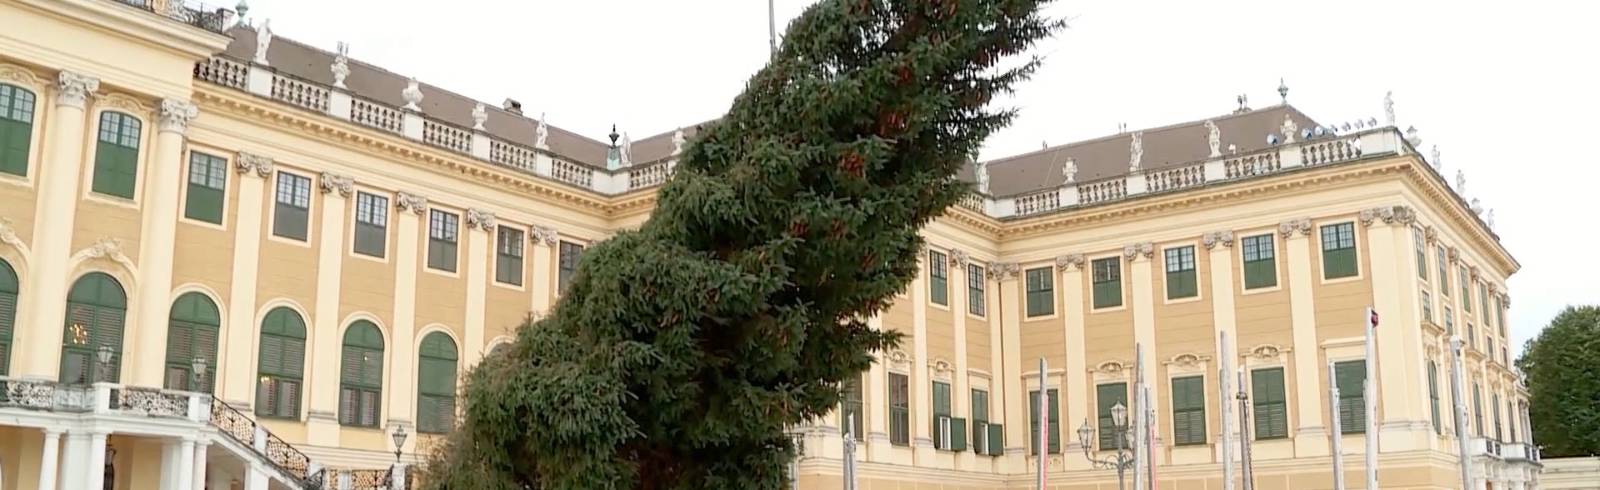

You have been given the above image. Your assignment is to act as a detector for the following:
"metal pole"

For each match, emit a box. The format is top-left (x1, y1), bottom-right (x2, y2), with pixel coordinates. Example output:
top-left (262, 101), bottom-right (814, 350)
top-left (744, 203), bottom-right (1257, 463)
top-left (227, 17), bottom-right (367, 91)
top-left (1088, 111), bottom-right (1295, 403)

top-left (1144, 384), bottom-right (1156, 488)
top-left (1450, 336), bottom-right (1475, 490)
top-left (1038, 358), bottom-right (1049, 490)
top-left (1329, 360), bottom-right (1346, 490)
top-left (1237, 366), bottom-right (1254, 490)
top-left (843, 414), bottom-right (857, 490)
top-left (767, 0), bottom-right (777, 55)
top-left (1132, 345), bottom-right (1144, 490)
top-left (1115, 421), bottom-right (1127, 490)
top-left (1363, 307), bottom-right (1379, 490)
top-left (1220, 332), bottom-right (1235, 490)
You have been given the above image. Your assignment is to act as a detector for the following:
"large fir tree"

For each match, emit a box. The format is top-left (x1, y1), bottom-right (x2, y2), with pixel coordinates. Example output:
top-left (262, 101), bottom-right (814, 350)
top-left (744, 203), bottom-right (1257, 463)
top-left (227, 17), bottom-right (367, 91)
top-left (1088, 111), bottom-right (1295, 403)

top-left (423, 1), bottom-right (1059, 488)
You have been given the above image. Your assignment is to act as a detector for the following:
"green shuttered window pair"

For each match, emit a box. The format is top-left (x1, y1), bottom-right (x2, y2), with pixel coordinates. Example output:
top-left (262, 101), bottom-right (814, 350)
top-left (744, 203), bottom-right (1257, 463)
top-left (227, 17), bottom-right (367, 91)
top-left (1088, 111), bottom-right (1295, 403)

top-left (417, 332), bottom-right (458, 434)
top-left (0, 84), bottom-right (37, 177)
top-left (257, 307), bottom-right (306, 419)
top-left (1164, 246), bottom-right (1198, 299)
top-left (1170, 376), bottom-right (1206, 446)
top-left (970, 389), bottom-right (990, 454)
top-left (339, 321), bottom-right (384, 427)
top-left (1025, 267), bottom-right (1053, 317)
top-left (164, 293), bottom-right (220, 393)
top-left (1241, 234), bottom-right (1277, 289)
top-left (1029, 388), bottom-right (1060, 454)
top-left (932, 381), bottom-right (966, 451)
top-left (1320, 222), bottom-right (1358, 279)
top-left (1092, 258), bottom-right (1122, 309)
top-left (1251, 368), bottom-right (1289, 439)
top-left (929, 250), bottom-right (948, 306)
top-left (184, 152), bottom-right (227, 224)
top-left (59, 273), bottom-right (127, 385)
top-left (93, 112), bottom-right (142, 199)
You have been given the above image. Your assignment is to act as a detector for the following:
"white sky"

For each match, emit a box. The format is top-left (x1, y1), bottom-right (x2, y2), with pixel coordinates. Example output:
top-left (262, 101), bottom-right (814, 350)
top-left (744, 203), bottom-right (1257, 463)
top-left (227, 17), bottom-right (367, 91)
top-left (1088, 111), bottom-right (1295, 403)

top-left (245, 0), bottom-right (1599, 359)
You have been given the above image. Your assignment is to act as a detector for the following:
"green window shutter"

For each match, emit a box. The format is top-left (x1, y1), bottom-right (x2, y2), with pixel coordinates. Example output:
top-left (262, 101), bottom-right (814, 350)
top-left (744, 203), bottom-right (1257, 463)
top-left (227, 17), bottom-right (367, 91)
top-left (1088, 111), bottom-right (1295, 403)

top-left (1251, 368), bottom-right (1288, 439)
top-left (496, 227), bottom-right (525, 285)
top-left (352, 192), bottom-right (389, 257)
top-left (0, 118), bottom-right (32, 177)
top-left (185, 184), bottom-right (225, 224)
top-left (932, 381), bottom-right (951, 416)
top-left (0, 259), bottom-right (16, 377)
top-left (842, 376), bottom-right (865, 441)
top-left (418, 332), bottom-right (458, 433)
top-left (987, 423), bottom-right (1005, 456)
top-left (1164, 247), bottom-right (1198, 299)
top-left (1320, 223), bottom-right (1358, 279)
top-left (967, 264), bottom-right (986, 316)
top-left (970, 389), bottom-right (988, 453)
top-left (272, 173), bottom-right (311, 241)
top-left (60, 273), bottom-right (126, 384)
top-left (1097, 383), bottom-right (1128, 449)
top-left (1428, 362), bottom-right (1441, 434)
top-left (1092, 258), bottom-right (1122, 308)
top-left (929, 251), bottom-right (948, 306)
top-left (184, 152), bottom-right (227, 224)
top-left (1171, 376), bottom-right (1206, 446)
top-left (888, 373), bottom-right (910, 446)
top-left (1335, 361), bottom-right (1366, 434)
top-left (1472, 384), bottom-right (1483, 436)
top-left (92, 112), bottom-right (141, 199)
top-left (1414, 228), bottom-right (1428, 280)
top-left (340, 321), bottom-right (385, 427)
top-left (256, 307), bottom-right (306, 418)
top-left (1030, 390), bottom-right (1059, 454)
top-left (1241, 234), bottom-right (1277, 289)
top-left (1025, 267), bottom-right (1054, 317)
top-left (949, 417), bottom-right (967, 451)
top-left (428, 210), bottom-right (459, 272)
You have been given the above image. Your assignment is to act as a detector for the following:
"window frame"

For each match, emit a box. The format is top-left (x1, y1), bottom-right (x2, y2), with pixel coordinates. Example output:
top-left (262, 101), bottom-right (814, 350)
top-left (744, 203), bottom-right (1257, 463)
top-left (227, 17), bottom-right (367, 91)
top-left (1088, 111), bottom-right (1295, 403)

top-left (416, 331), bottom-right (459, 434)
top-left (88, 110), bottom-right (144, 201)
top-left (426, 209), bottom-right (461, 273)
top-left (1170, 375), bottom-right (1206, 446)
top-left (1024, 266), bottom-right (1054, 318)
top-left (1334, 360), bottom-right (1367, 434)
top-left (558, 240), bottom-right (584, 294)
top-left (351, 191), bottom-right (389, 259)
top-left (338, 321), bottom-right (386, 428)
top-left (888, 372), bottom-right (911, 446)
top-left (1028, 387), bottom-right (1061, 455)
top-left (1240, 233), bottom-right (1278, 290)
top-left (1163, 245), bottom-right (1199, 300)
top-left (966, 263), bottom-right (986, 318)
top-left (163, 292), bottom-right (221, 394)
top-left (270, 171), bottom-right (313, 243)
top-left (1096, 382), bottom-right (1128, 450)
top-left (0, 82), bottom-right (39, 180)
top-left (1250, 367), bottom-right (1289, 440)
top-left (928, 250), bottom-right (948, 307)
top-left (495, 225), bottom-right (526, 287)
top-left (1413, 227), bottom-right (1428, 281)
top-left (180, 150), bottom-right (229, 227)
top-left (255, 306), bottom-right (307, 420)
top-left (1319, 222), bottom-right (1359, 280)
top-left (1091, 257), bottom-right (1123, 310)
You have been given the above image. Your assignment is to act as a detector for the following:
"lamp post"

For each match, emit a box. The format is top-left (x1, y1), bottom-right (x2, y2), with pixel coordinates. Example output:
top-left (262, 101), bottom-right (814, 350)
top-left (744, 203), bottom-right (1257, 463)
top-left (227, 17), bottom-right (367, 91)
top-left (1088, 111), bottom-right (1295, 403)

top-left (95, 345), bottom-right (113, 383)
top-left (391, 425), bottom-right (408, 463)
top-left (190, 357), bottom-right (208, 393)
top-left (1077, 402), bottom-right (1134, 490)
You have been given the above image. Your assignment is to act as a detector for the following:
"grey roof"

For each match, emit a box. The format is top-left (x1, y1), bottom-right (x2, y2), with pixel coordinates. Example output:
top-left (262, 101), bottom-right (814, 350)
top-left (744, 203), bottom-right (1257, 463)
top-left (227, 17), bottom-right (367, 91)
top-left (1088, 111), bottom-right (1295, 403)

top-left (218, 29), bottom-right (1319, 192)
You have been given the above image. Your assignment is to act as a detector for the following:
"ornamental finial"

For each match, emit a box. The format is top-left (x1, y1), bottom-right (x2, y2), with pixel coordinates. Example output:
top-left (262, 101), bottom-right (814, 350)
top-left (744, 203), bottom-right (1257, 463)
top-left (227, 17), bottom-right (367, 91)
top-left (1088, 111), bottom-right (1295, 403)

top-left (402, 77), bottom-right (423, 111)
top-left (1278, 78), bottom-right (1288, 104)
top-left (331, 41), bottom-right (350, 89)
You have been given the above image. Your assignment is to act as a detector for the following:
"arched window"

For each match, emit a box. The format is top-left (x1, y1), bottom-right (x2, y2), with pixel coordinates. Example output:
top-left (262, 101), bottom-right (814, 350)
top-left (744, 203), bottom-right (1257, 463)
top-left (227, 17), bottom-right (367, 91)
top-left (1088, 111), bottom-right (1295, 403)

top-left (256, 307), bottom-right (306, 419)
top-left (0, 258), bottom-right (18, 376)
top-left (164, 293), bottom-right (220, 393)
top-left (487, 342), bottom-right (509, 358)
top-left (92, 112), bottom-right (141, 199)
top-left (60, 273), bottom-right (126, 384)
top-left (416, 332), bottom-right (458, 433)
top-left (0, 83), bottom-right (36, 177)
top-left (339, 320), bottom-right (384, 427)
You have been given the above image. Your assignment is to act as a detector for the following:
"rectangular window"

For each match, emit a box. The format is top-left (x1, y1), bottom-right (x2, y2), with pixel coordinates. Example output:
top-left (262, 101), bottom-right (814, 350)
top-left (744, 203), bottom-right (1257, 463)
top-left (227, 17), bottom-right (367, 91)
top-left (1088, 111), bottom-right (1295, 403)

top-left (1164, 246), bottom-right (1198, 299)
top-left (183, 152), bottom-right (227, 224)
top-left (1421, 290), bottom-right (1434, 324)
top-left (1251, 368), bottom-right (1288, 439)
top-left (1428, 361), bottom-right (1441, 434)
top-left (1472, 384), bottom-right (1483, 436)
top-left (1028, 388), bottom-right (1060, 454)
top-left (933, 381), bottom-right (962, 450)
top-left (1096, 383), bottom-right (1128, 449)
top-left (1024, 267), bottom-right (1054, 317)
top-left (0, 84), bottom-right (36, 177)
top-left (1479, 282), bottom-right (1489, 325)
top-left (1437, 246), bottom-right (1449, 294)
top-left (1495, 297), bottom-right (1505, 335)
top-left (967, 263), bottom-right (986, 317)
top-left (1241, 234), bottom-right (1277, 289)
top-left (1468, 324), bottom-right (1477, 350)
top-left (1171, 376), bottom-right (1206, 446)
top-left (558, 241), bottom-right (584, 293)
top-left (1335, 360), bottom-right (1367, 434)
top-left (496, 226), bottom-right (525, 286)
top-left (970, 388), bottom-right (990, 454)
top-left (272, 172), bottom-right (311, 241)
top-left (841, 375), bottom-right (864, 441)
top-left (1460, 266), bottom-right (1472, 312)
top-left (1445, 306), bottom-right (1455, 335)
top-left (889, 372), bottom-right (910, 446)
top-left (1092, 257), bottom-right (1122, 308)
top-left (352, 192), bottom-right (388, 258)
top-left (92, 112), bottom-right (140, 199)
top-left (929, 250), bottom-right (948, 306)
top-left (1320, 223), bottom-right (1358, 279)
top-left (1414, 227), bottom-right (1428, 280)
top-left (427, 210), bottom-right (459, 272)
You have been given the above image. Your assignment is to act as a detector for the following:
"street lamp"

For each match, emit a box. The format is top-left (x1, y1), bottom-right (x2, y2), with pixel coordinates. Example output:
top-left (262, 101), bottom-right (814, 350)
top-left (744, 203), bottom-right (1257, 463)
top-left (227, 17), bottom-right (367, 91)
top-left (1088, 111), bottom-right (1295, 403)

top-left (95, 345), bottom-right (113, 383)
top-left (1078, 402), bottom-right (1135, 490)
top-left (391, 425), bottom-right (408, 463)
top-left (190, 357), bottom-right (208, 393)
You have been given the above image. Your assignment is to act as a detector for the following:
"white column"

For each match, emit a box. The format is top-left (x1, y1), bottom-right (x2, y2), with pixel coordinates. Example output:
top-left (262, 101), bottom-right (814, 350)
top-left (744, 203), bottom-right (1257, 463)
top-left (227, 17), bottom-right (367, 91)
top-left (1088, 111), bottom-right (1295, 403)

top-left (222, 153), bottom-right (273, 407)
top-left (387, 192), bottom-right (426, 426)
top-left (1126, 242), bottom-right (1160, 461)
top-left (244, 463), bottom-right (269, 490)
top-left (910, 253), bottom-right (933, 462)
top-left (83, 431), bottom-right (109, 490)
top-left (462, 209), bottom-right (495, 369)
top-left (19, 72), bottom-right (98, 379)
top-left (36, 429), bottom-right (61, 490)
top-left (1282, 219), bottom-right (1327, 456)
top-left (865, 315), bottom-right (891, 462)
top-left (130, 99), bottom-right (200, 387)
top-left (1205, 232), bottom-right (1240, 454)
top-left (995, 264), bottom-right (1025, 470)
top-left (307, 173), bottom-right (353, 444)
top-left (1058, 255), bottom-right (1089, 468)
top-left (57, 433), bottom-right (89, 490)
top-left (192, 439), bottom-right (210, 490)
top-left (951, 253), bottom-right (971, 469)
top-left (529, 226), bottom-right (558, 314)
top-left (176, 438), bottom-right (196, 490)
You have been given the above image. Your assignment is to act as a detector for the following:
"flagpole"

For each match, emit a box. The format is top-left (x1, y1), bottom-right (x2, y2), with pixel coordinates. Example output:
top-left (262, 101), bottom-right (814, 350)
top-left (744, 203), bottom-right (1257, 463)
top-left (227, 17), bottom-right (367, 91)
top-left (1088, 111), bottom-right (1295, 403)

top-left (1038, 357), bottom-right (1049, 490)
top-left (1132, 345), bottom-right (1145, 490)
top-left (843, 414), bottom-right (857, 490)
top-left (1237, 366), bottom-right (1254, 490)
top-left (1328, 359), bottom-right (1346, 490)
top-left (1219, 332), bottom-right (1235, 490)
top-left (1450, 336), bottom-right (1475, 490)
top-left (767, 0), bottom-right (777, 55)
top-left (1363, 307), bottom-right (1379, 490)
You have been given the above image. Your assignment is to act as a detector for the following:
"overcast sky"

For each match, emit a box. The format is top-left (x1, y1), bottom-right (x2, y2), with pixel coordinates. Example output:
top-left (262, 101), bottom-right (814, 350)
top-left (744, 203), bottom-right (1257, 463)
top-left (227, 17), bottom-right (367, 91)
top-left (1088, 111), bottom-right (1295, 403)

top-left (244, 0), bottom-right (1598, 358)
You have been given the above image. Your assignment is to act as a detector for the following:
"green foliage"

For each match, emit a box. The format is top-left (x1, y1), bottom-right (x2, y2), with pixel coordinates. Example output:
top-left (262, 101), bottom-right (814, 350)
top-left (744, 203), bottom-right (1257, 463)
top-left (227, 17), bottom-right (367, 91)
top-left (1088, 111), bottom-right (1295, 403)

top-left (1517, 305), bottom-right (1600, 457)
top-left (421, 1), bottom-right (1058, 488)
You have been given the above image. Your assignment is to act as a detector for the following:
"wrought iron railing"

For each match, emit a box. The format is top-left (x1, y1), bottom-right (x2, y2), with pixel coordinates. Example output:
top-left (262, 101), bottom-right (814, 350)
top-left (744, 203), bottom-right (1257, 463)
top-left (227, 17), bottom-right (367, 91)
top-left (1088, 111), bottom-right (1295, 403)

top-left (113, 386), bottom-right (190, 418)
top-left (0, 377), bottom-right (94, 411)
top-left (113, 0), bottom-right (234, 33)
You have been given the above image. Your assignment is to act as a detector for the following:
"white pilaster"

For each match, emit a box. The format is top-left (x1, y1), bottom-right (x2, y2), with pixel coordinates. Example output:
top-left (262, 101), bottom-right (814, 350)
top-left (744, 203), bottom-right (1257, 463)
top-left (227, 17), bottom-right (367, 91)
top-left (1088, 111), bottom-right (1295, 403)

top-left (1363, 208), bottom-right (1426, 452)
top-left (1126, 242), bottom-right (1161, 463)
top-left (950, 253), bottom-right (971, 469)
top-left (529, 226), bottom-right (558, 314)
top-left (911, 253), bottom-right (933, 462)
top-left (131, 99), bottom-right (199, 387)
top-left (307, 172), bottom-right (353, 444)
top-left (463, 209), bottom-right (495, 369)
top-left (1058, 255), bottom-right (1089, 468)
top-left (19, 71), bottom-right (98, 379)
top-left (866, 314), bottom-right (891, 463)
top-left (1205, 231), bottom-right (1241, 457)
top-left (36, 429), bottom-right (61, 490)
top-left (223, 153), bottom-right (272, 407)
top-left (1282, 219), bottom-right (1327, 456)
top-left (995, 264), bottom-right (1025, 471)
top-left (387, 192), bottom-right (425, 424)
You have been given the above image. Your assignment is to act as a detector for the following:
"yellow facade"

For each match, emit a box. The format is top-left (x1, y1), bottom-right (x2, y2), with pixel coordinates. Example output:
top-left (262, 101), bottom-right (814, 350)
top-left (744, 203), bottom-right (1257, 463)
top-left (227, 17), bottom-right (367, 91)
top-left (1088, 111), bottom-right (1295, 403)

top-left (0, 1), bottom-right (1541, 489)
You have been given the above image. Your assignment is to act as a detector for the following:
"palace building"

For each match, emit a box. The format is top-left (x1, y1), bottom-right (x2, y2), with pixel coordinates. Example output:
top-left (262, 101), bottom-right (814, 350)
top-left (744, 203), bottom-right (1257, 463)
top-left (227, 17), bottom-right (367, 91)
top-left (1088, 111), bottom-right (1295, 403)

top-left (0, 1), bottom-right (1541, 489)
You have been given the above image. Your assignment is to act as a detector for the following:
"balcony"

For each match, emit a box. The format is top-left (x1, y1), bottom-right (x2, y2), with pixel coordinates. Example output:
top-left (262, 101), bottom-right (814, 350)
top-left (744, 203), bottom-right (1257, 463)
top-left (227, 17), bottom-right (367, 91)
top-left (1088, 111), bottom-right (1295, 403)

top-left (112, 0), bottom-right (235, 34)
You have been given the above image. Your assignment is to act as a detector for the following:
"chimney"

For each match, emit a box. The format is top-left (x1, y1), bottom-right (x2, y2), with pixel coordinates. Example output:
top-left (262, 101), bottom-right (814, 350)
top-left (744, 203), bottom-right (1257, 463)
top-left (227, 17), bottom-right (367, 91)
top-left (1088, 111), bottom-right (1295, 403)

top-left (502, 98), bottom-right (523, 115)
